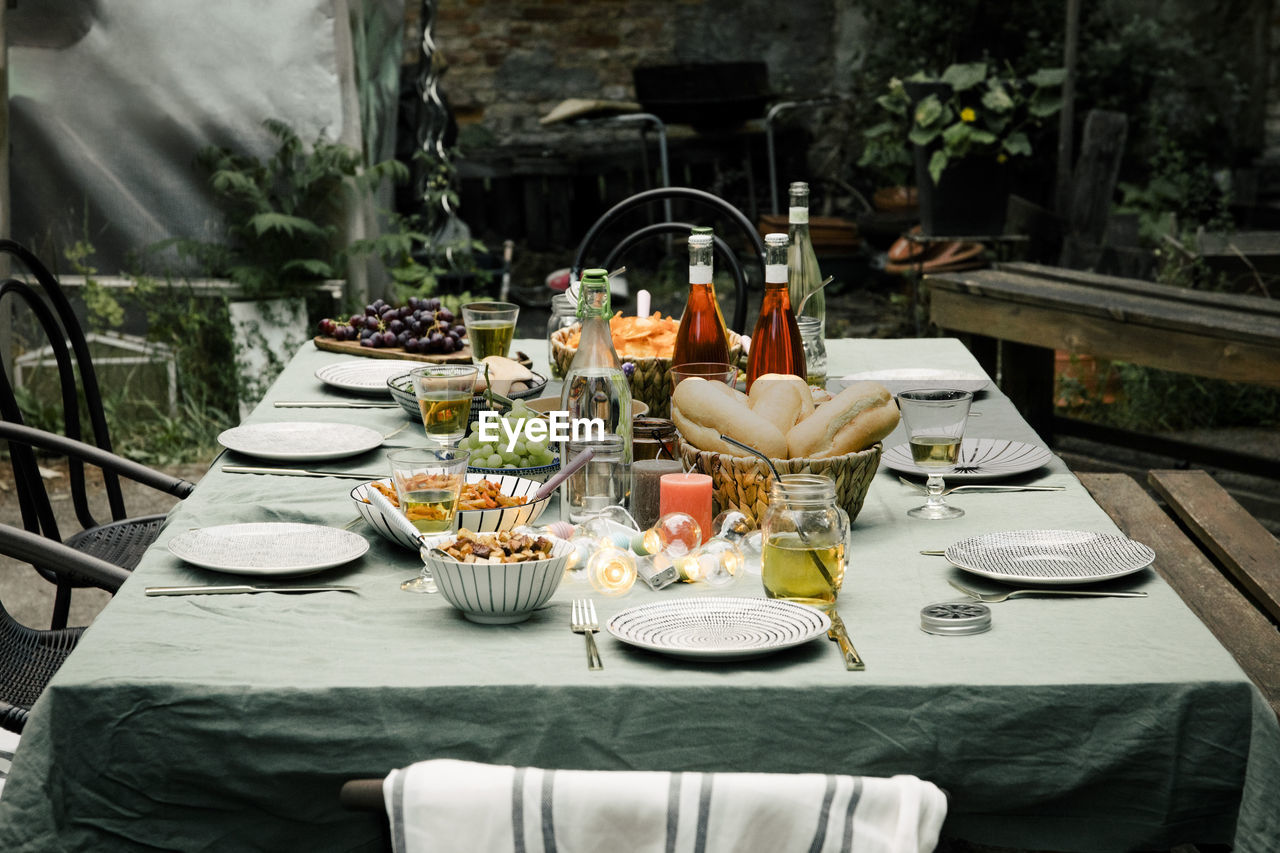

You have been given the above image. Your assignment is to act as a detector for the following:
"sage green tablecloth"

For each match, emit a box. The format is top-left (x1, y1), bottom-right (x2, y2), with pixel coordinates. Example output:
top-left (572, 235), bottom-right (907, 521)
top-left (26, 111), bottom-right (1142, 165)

top-left (2, 338), bottom-right (1278, 852)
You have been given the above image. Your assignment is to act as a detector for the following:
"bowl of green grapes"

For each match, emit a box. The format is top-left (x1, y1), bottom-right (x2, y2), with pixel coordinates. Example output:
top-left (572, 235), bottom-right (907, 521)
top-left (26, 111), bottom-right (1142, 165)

top-left (459, 399), bottom-right (560, 479)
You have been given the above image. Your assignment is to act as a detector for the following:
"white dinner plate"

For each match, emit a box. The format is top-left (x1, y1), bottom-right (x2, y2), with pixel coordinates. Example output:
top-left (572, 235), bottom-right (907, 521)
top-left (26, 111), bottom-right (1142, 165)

top-left (315, 360), bottom-right (424, 395)
top-left (882, 438), bottom-right (1054, 481)
top-left (167, 523), bottom-right (369, 576)
top-left (607, 597), bottom-right (831, 661)
top-left (843, 368), bottom-right (991, 395)
top-left (945, 529), bottom-right (1156, 586)
top-left (217, 422), bottom-right (383, 462)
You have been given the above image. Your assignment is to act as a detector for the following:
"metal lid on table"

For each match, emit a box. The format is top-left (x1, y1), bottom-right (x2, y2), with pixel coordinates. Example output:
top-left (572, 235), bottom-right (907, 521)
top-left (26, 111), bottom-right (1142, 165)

top-left (920, 602), bottom-right (992, 636)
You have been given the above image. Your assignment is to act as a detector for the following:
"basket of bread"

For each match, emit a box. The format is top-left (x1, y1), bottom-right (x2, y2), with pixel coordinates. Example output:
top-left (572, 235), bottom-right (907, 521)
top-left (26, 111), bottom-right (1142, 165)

top-left (550, 313), bottom-right (743, 419)
top-left (673, 374), bottom-right (899, 524)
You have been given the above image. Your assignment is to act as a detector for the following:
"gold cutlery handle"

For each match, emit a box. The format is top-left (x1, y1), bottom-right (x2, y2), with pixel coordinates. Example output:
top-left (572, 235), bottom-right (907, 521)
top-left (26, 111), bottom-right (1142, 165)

top-left (829, 615), bottom-right (866, 671)
top-left (584, 631), bottom-right (603, 671)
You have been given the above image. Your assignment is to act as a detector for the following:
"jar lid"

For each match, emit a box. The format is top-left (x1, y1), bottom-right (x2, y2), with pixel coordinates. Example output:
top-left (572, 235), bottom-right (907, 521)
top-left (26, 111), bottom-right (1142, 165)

top-left (920, 602), bottom-right (991, 635)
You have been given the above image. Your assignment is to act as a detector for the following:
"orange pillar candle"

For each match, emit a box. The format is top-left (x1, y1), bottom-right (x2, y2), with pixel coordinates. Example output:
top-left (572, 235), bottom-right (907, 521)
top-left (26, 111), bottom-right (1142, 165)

top-left (659, 472), bottom-right (714, 544)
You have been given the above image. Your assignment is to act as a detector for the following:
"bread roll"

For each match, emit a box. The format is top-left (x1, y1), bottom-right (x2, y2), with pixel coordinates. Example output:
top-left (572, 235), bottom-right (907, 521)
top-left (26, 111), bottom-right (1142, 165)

top-left (786, 381), bottom-right (899, 459)
top-left (747, 374), bottom-right (815, 435)
top-left (672, 378), bottom-right (788, 459)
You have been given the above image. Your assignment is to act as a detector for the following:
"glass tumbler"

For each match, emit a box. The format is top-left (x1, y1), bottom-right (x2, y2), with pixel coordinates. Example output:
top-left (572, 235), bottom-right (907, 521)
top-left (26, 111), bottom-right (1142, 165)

top-left (760, 474), bottom-right (850, 613)
top-left (562, 434), bottom-right (626, 523)
top-left (797, 316), bottom-right (827, 389)
top-left (462, 301), bottom-right (519, 362)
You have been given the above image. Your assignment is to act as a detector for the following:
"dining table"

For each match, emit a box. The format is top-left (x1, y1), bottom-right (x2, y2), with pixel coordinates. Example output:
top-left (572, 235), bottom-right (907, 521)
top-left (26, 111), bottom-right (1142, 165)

top-left (1, 336), bottom-right (1278, 852)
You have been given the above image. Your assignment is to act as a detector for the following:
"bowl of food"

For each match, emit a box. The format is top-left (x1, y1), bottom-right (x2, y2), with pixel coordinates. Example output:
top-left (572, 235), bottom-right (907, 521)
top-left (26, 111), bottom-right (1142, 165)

top-left (550, 315), bottom-right (743, 419)
top-left (422, 529), bottom-right (573, 623)
top-left (351, 474), bottom-right (553, 550)
top-left (460, 399), bottom-right (561, 480)
top-left (387, 356), bottom-right (547, 425)
top-left (672, 376), bottom-right (898, 524)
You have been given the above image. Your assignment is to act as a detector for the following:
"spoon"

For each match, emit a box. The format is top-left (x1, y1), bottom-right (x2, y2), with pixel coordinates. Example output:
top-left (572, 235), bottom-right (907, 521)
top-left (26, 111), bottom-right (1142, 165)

top-left (797, 275), bottom-right (835, 316)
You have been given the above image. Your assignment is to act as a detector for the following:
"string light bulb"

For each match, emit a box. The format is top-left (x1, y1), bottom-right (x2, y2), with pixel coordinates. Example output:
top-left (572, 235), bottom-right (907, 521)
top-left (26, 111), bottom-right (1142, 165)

top-left (587, 544), bottom-right (637, 596)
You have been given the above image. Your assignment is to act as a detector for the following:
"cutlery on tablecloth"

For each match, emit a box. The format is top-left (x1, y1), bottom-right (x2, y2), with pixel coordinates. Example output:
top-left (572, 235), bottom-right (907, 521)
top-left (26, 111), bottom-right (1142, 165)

top-left (826, 611), bottom-right (865, 671)
top-left (947, 579), bottom-right (1147, 603)
top-left (274, 400), bottom-right (400, 408)
top-left (222, 466), bottom-right (385, 480)
top-left (571, 599), bottom-right (603, 671)
top-left (897, 476), bottom-right (1065, 496)
top-left (146, 585), bottom-right (359, 596)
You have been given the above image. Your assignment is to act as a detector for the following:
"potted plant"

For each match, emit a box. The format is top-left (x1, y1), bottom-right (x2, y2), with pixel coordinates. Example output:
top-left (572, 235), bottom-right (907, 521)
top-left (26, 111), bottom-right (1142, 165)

top-left (865, 63), bottom-right (1065, 235)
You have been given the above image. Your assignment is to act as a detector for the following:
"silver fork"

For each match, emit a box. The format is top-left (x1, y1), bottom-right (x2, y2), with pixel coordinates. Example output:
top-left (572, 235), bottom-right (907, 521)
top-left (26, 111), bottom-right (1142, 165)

top-left (948, 579), bottom-right (1148, 603)
top-left (898, 476), bottom-right (1065, 496)
top-left (571, 599), bottom-right (603, 671)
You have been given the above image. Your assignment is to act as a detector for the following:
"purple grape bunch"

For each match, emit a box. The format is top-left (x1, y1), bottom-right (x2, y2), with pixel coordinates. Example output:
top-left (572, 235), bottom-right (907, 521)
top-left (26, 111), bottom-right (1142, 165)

top-left (316, 296), bottom-right (464, 354)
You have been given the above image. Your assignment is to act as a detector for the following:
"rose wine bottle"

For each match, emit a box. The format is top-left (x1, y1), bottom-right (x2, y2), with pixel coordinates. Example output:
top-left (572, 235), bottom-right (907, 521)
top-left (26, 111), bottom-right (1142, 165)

top-left (672, 230), bottom-right (730, 367)
top-left (746, 233), bottom-right (806, 391)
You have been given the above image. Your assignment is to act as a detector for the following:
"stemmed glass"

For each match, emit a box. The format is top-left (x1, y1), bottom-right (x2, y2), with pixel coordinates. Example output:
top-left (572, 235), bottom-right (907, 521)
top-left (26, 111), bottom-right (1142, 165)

top-left (896, 389), bottom-right (974, 520)
top-left (388, 447), bottom-right (470, 592)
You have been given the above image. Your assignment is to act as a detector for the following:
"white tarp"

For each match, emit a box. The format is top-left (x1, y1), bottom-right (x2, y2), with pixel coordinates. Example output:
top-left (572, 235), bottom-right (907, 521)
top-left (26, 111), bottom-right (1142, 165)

top-left (8, 0), bottom-right (402, 274)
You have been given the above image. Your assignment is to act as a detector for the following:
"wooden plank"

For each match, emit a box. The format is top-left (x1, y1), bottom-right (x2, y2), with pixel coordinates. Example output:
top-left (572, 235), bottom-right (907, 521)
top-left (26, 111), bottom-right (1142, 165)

top-left (930, 269), bottom-right (1280, 344)
top-left (1064, 110), bottom-right (1128, 245)
top-left (929, 288), bottom-right (1280, 386)
top-left (995, 262), bottom-right (1280, 319)
top-left (998, 340), bottom-right (1055, 439)
top-left (1079, 472), bottom-right (1280, 716)
top-left (1148, 470), bottom-right (1280, 624)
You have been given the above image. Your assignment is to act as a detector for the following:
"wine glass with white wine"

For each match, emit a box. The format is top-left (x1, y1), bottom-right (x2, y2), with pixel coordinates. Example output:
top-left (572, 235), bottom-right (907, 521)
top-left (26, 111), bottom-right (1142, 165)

top-left (896, 389), bottom-right (974, 520)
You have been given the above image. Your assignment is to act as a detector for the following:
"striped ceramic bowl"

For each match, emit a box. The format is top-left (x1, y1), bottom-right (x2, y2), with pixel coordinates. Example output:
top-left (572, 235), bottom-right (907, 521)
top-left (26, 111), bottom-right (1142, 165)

top-left (350, 473), bottom-right (552, 551)
top-left (423, 537), bottom-right (572, 624)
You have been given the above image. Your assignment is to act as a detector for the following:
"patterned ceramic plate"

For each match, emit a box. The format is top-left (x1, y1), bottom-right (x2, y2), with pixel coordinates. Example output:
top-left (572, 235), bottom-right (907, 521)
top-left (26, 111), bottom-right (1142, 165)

top-left (945, 529), bottom-right (1156, 585)
top-left (217, 422), bottom-right (383, 462)
top-left (315, 360), bottom-right (425, 395)
top-left (882, 438), bottom-right (1054, 481)
top-left (606, 597), bottom-right (831, 661)
top-left (167, 523), bottom-right (369, 576)
top-left (843, 368), bottom-right (990, 394)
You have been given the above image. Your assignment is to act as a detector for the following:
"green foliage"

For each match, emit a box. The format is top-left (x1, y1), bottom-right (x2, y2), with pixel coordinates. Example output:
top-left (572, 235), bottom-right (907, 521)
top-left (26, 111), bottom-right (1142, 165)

top-left (864, 62), bottom-right (1064, 186)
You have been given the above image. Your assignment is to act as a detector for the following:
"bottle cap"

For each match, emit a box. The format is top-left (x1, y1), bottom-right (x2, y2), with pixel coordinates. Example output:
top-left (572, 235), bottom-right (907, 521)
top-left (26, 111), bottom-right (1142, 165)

top-left (764, 233), bottom-right (788, 247)
top-left (920, 601), bottom-right (991, 635)
top-left (688, 234), bottom-right (713, 248)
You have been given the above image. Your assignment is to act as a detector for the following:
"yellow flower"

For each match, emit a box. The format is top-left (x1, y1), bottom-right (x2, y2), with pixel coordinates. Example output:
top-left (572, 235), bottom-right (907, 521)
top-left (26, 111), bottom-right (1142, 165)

top-left (960, 107), bottom-right (977, 123)
top-left (997, 153), bottom-right (1009, 164)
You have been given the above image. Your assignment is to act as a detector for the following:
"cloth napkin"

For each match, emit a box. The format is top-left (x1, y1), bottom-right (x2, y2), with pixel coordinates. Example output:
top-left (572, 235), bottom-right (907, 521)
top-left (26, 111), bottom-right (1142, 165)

top-left (383, 759), bottom-right (946, 853)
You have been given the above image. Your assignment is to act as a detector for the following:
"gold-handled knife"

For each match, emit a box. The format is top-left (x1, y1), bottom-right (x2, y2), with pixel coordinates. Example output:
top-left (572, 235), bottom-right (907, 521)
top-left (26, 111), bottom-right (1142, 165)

top-left (146, 585), bottom-right (359, 596)
top-left (221, 466), bottom-right (383, 480)
top-left (827, 611), bottom-right (866, 671)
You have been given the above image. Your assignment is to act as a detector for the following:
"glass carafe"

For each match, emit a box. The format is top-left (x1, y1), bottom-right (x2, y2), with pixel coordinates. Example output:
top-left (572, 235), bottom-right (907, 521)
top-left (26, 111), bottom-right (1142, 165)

top-left (760, 475), bottom-right (849, 613)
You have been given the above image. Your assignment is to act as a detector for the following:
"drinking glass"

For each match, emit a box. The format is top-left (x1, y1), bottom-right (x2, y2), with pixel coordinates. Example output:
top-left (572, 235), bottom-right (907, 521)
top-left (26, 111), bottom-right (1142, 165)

top-left (670, 362), bottom-right (736, 391)
top-left (462, 301), bottom-right (520, 362)
top-left (411, 364), bottom-right (477, 447)
top-left (388, 447), bottom-right (470, 592)
top-left (896, 389), bottom-right (974, 520)
top-left (562, 434), bottom-right (627, 522)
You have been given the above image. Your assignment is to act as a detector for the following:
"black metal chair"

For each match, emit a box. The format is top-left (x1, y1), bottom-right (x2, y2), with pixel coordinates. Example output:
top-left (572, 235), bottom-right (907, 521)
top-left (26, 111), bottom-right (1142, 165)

top-left (0, 240), bottom-right (196, 629)
top-left (570, 187), bottom-right (767, 333)
top-left (0, 523), bottom-right (130, 733)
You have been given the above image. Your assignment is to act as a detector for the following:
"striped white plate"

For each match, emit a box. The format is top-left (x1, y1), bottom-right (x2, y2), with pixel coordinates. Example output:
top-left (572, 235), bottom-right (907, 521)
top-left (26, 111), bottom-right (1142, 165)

top-left (316, 360), bottom-right (425, 395)
top-left (217, 422), bottom-right (383, 462)
top-left (167, 523), bottom-right (369, 576)
top-left (946, 529), bottom-right (1156, 586)
top-left (882, 438), bottom-right (1053, 482)
top-left (350, 473), bottom-right (551, 550)
top-left (607, 597), bottom-right (831, 661)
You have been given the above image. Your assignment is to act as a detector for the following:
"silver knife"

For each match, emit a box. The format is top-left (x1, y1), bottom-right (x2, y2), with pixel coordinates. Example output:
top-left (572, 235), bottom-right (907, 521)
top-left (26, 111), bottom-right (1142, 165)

top-left (222, 466), bottom-right (382, 480)
top-left (826, 612), bottom-right (866, 671)
top-left (274, 401), bottom-right (399, 408)
top-left (146, 585), bottom-right (359, 596)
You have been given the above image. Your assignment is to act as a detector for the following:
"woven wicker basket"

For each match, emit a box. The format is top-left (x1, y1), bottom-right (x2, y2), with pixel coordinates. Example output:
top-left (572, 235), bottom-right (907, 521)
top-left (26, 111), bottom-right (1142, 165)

top-left (678, 441), bottom-right (882, 525)
top-left (550, 326), bottom-right (743, 419)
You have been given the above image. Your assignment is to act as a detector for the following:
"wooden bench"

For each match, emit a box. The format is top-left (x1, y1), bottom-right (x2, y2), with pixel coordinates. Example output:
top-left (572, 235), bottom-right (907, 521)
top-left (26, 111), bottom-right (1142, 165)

top-left (1080, 469), bottom-right (1280, 717)
top-left (927, 262), bottom-right (1280, 477)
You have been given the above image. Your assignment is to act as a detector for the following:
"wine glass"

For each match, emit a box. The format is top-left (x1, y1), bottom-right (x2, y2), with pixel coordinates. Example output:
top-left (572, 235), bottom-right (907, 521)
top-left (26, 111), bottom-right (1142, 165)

top-left (896, 389), bottom-right (974, 520)
top-left (389, 448), bottom-right (470, 592)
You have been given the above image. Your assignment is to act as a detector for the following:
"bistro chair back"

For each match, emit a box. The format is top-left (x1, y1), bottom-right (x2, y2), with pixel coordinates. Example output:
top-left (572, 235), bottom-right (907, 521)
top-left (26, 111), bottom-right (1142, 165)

top-left (570, 186), bottom-right (766, 333)
top-left (0, 241), bottom-right (195, 628)
top-left (0, 523), bottom-right (129, 734)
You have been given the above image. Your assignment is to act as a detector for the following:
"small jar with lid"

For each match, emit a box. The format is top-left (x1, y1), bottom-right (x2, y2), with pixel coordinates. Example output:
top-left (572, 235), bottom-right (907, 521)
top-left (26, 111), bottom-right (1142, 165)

top-left (759, 474), bottom-right (850, 613)
top-left (632, 417), bottom-right (679, 461)
top-left (797, 316), bottom-right (827, 389)
top-left (546, 293), bottom-right (578, 379)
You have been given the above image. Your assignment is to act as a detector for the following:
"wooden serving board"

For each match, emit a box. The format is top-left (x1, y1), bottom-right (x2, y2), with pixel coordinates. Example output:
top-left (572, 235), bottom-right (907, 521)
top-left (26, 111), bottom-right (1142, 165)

top-left (313, 335), bottom-right (472, 364)
top-left (313, 336), bottom-right (534, 369)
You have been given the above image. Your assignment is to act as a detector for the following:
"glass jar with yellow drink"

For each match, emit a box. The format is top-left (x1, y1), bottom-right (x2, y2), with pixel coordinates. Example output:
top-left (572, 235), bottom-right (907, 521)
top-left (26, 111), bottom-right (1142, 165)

top-left (759, 474), bottom-right (850, 612)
